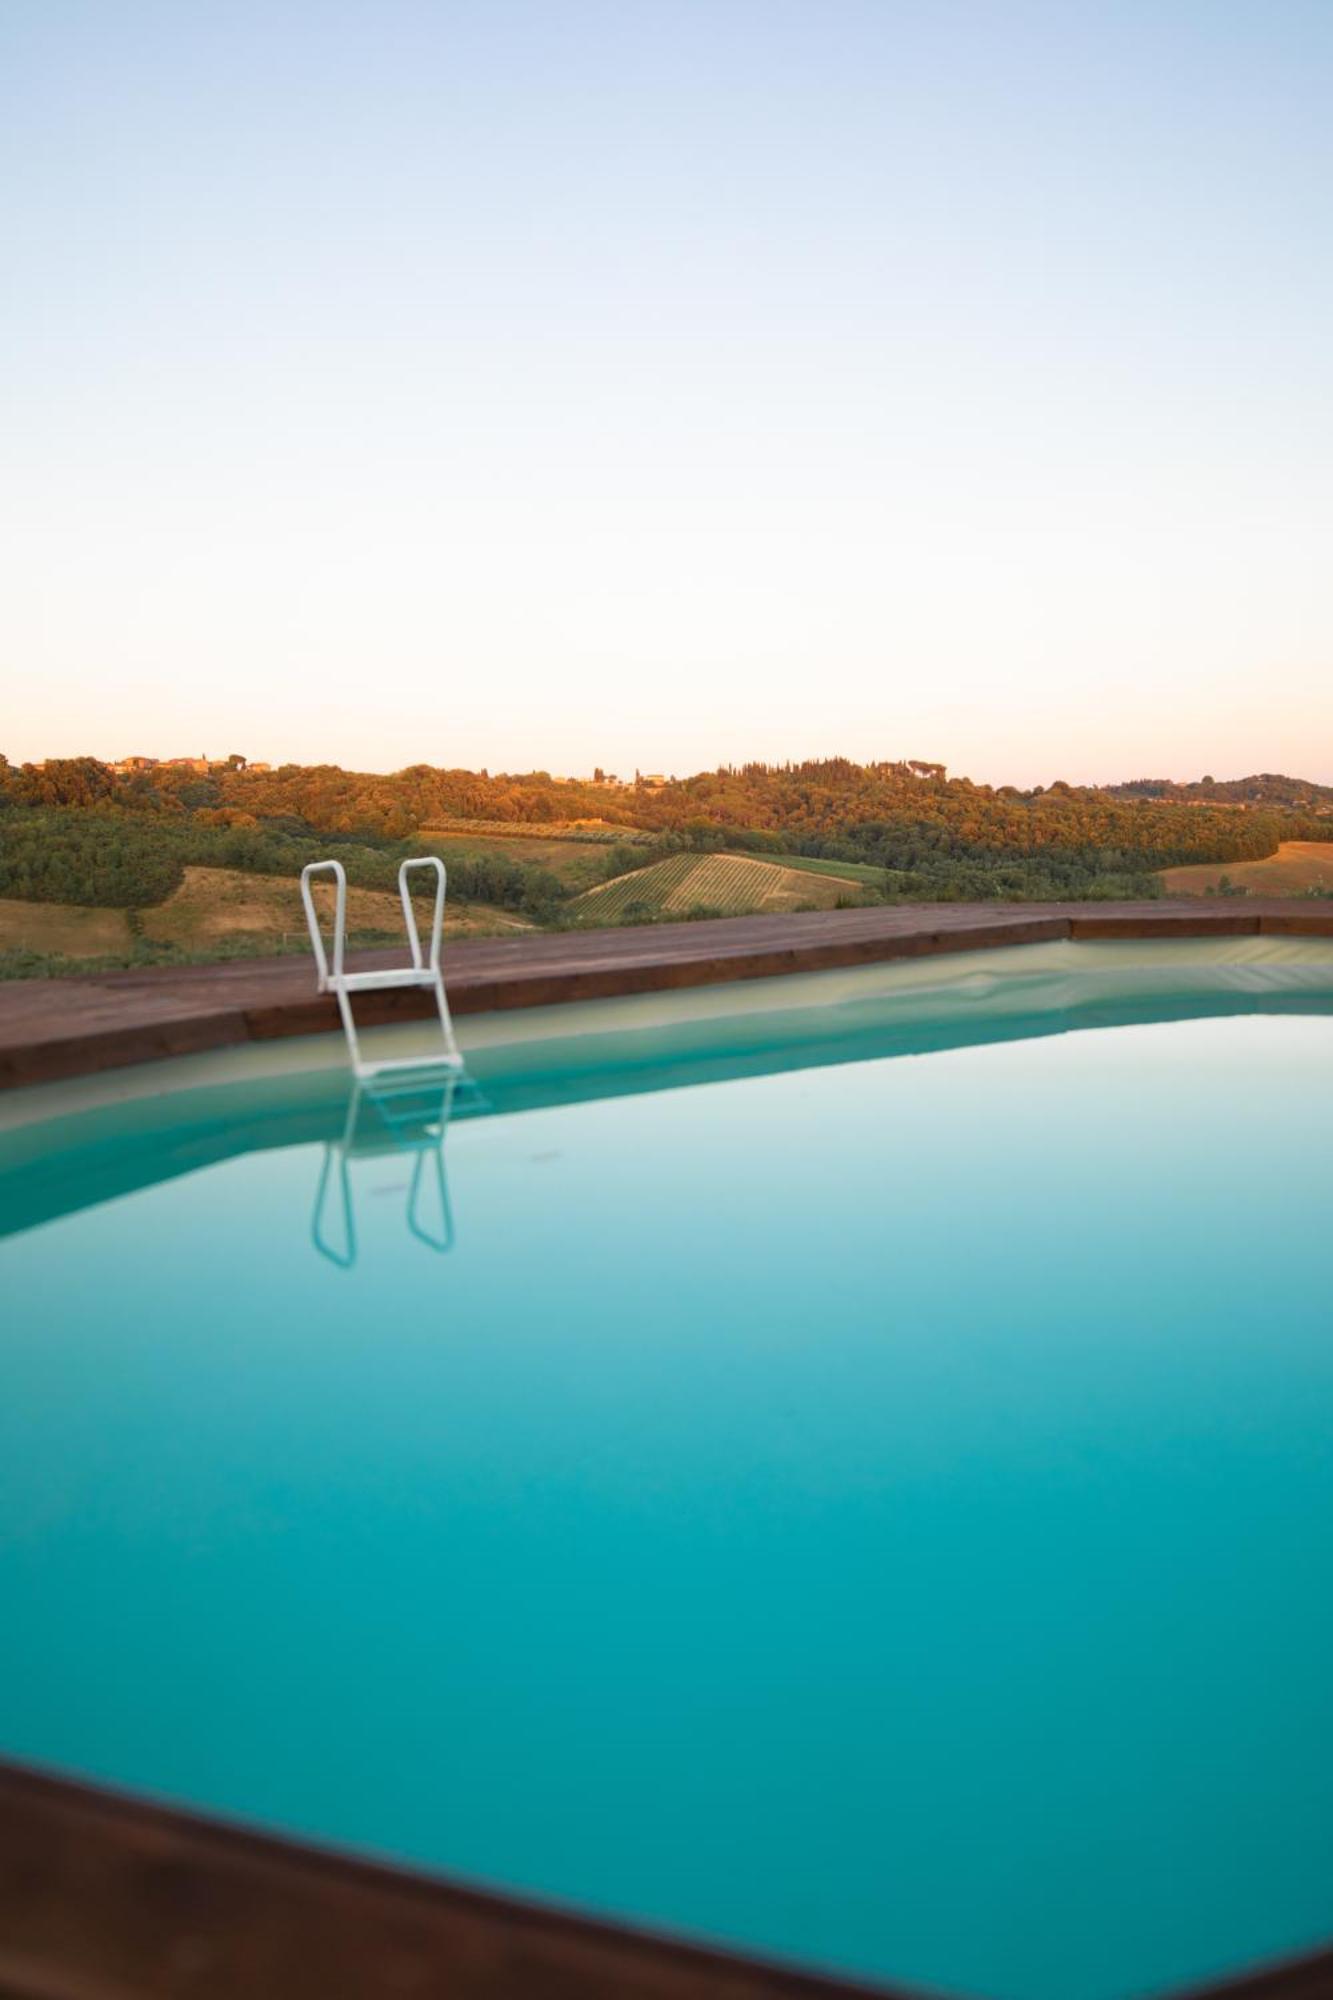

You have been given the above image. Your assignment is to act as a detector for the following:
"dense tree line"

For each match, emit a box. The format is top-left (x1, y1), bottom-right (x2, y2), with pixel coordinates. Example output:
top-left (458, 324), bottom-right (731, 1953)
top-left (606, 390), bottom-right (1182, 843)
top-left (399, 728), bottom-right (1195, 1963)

top-left (3, 752), bottom-right (1329, 914)
top-left (1108, 772), bottom-right (1333, 810)
top-left (627, 760), bottom-right (1331, 867)
top-left (207, 755), bottom-right (1331, 867)
top-left (0, 806), bottom-right (564, 918)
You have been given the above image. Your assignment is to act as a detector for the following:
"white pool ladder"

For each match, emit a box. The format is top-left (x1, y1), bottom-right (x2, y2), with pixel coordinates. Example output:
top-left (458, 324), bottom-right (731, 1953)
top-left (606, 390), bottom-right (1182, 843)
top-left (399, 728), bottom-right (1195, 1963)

top-left (300, 856), bottom-right (463, 1080)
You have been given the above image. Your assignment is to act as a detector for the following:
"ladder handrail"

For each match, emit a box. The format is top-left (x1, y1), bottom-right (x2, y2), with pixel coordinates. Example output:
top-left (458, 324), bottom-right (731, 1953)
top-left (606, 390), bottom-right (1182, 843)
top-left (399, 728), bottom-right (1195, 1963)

top-left (398, 856), bottom-right (446, 973)
top-left (311, 1144), bottom-right (356, 1267)
top-left (300, 858), bottom-right (347, 989)
top-left (300, 854), bottom-right (463, 1079)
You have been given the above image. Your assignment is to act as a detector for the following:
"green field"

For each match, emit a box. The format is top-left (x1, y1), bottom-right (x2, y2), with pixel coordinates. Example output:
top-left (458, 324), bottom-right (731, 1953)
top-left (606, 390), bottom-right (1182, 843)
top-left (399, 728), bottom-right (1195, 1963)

top-left (764, 852), bottom-right (888, 885)
top-left (421, 831), bottom-right (623, 892)
top-left (574, 851), bottom-right (869, 922)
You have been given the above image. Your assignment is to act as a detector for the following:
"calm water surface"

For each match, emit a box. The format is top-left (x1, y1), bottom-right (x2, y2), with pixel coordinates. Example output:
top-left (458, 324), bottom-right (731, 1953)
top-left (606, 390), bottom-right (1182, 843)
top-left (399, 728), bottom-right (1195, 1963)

top-left (2, 946), bottom-right (1332, 2000)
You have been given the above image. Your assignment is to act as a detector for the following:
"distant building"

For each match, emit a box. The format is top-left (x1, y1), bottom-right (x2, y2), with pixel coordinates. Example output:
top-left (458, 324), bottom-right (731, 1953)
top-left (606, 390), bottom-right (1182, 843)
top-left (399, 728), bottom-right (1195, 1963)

top-left (111, 755), bottom-right (158, 774)
top-left (247, 761), bottom-right (271, 773)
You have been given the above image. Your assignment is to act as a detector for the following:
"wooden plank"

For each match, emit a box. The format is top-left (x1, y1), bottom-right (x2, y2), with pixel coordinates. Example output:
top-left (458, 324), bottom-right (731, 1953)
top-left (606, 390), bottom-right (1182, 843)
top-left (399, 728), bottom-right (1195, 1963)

top-left (0, 1759), bottom-right (911, 2000)
top-left (0, 902), bottom-right (1330, 1092)
top-left (1, 1758), bottom-right (1329, 2000)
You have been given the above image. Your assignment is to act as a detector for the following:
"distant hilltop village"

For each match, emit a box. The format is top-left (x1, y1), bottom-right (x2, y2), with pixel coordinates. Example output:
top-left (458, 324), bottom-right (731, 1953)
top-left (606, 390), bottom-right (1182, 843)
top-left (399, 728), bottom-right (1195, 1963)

top-left (553, 770), bottom-right (670, 789)
top-left (106, 754), bottom-right (271, 776)
top-left (96, 756), bottom-right (667, 788)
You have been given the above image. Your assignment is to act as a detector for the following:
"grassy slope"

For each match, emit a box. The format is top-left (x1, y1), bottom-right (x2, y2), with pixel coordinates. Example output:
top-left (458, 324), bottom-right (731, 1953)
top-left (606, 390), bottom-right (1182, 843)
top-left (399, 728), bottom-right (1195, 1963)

top-left (1159, 841), bottom-right (1333, 895)
top-left (762, 852), bottom-right (887, 885)
top-left (420, 831), bottom-right (618, 891)
top-left (0, 866), bottom-right (534, 965)
top-left (0, 898), bottom-right (132, 956)
top-left (427, 831), bottom-right (883, 895)
top-left (144, 867), bottom-right (535, 944)
top-left (420, 819), bottom-right (641, 846)
top-left (574, 851), bottom-right (868, 920)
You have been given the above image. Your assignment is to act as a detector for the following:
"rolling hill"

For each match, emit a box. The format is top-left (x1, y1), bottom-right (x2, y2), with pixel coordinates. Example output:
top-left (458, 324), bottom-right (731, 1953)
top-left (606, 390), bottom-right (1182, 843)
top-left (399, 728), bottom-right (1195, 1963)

top-left (1159, 842), bottom-right (1333, 896)
top-left (0, 866), bottom-right (534, 968)
top-left (573, 851), bottom-right (869, 921)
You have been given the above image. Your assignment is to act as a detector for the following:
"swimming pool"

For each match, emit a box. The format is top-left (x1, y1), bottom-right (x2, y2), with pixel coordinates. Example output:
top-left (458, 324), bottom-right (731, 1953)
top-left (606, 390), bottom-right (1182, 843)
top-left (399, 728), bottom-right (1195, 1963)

top-left (2, 939), bottom-right (1332, 2000)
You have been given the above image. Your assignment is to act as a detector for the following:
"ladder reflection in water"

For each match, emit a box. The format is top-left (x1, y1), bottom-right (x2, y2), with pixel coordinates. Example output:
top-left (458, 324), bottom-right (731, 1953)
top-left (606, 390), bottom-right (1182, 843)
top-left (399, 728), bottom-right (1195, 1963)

top-left (312, 1069), bottom-right (473, 1268)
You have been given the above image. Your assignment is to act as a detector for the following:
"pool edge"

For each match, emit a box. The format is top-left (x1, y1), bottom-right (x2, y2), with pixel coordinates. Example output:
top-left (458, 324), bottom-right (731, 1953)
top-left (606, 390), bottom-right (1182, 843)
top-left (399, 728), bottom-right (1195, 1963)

top-left (0, 1755), bottom-right (923, 2000)
top-left (2, 900), bottom-right (1330, 1093)
top-left (1, 1756), bottom-right (1330, 2000)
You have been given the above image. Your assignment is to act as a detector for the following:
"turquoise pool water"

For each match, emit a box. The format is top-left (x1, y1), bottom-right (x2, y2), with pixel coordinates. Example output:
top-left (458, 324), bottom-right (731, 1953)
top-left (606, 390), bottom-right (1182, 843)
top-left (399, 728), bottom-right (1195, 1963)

top-left (2, 940), bottom-right (1332, 2000)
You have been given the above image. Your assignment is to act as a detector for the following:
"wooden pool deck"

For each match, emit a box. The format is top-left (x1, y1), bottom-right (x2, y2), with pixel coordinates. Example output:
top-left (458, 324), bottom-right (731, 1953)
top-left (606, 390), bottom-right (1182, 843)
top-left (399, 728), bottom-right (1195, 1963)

top-left (1, 897), bottom-right (1330, 1091)
top-left (0, 1757), bottom-right (1329, 2000)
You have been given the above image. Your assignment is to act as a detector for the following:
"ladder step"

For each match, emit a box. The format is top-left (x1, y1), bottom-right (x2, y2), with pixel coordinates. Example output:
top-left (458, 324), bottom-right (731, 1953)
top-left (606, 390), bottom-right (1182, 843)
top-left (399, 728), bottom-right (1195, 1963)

top-left (337, 968), bottom-right (441, 993)
top-left (358, 1054), bottom-right (465, 1078)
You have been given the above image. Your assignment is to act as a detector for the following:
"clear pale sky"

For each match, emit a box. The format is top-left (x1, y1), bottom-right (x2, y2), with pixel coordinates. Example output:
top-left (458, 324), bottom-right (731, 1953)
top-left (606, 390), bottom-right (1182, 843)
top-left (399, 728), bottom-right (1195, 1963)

top-left (2, 1), bottom-right (1330, 786)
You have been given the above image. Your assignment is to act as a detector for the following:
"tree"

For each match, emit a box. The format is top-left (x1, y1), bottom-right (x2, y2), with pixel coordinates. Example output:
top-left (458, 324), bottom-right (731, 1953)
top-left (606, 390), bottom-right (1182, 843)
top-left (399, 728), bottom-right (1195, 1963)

top-left (12, 757), bottom-right (115, 808)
